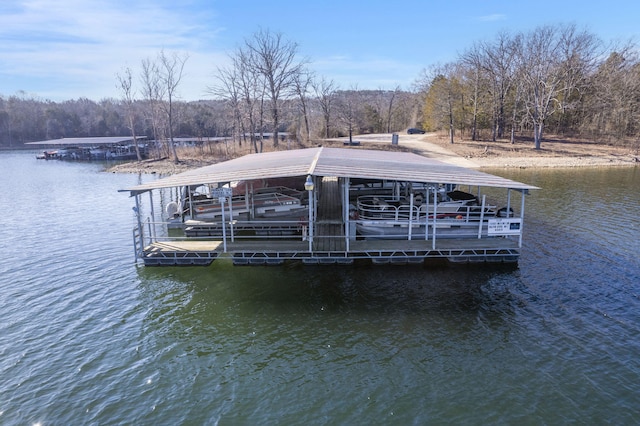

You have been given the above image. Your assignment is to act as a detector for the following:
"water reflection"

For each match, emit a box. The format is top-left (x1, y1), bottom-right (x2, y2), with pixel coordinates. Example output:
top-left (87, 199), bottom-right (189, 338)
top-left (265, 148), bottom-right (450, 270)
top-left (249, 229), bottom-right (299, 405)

top-left (133, 262), bottom-right (529, 424)
top-left (135, 261), bottom-right (523, 365)
top-left (138, 261), bottom-right (519, 313)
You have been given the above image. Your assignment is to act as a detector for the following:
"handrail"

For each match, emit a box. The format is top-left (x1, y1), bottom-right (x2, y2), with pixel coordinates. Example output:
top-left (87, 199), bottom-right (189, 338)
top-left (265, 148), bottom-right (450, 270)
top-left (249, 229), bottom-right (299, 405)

top-left (132, 225), bottom-right (143, 261)
top-left (145, 218), bottom-right (310, 242)
top-left (356, 195), bottom-right (496, 222)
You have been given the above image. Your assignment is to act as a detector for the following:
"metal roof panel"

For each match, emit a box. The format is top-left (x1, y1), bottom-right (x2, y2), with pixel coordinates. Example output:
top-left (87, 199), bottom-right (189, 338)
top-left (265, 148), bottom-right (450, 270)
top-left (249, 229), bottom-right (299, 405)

top-left (26, 136), bottom-right (147, 146)
top-left (120, 147), bottom-right (539, 195)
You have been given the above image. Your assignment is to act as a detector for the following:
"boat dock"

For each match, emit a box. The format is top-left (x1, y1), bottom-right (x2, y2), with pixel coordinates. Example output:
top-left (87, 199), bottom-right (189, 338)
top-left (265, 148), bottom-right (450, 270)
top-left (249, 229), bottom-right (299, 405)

top-left (120, 147), bottom-right (538, 266)
top-left (27, 136), bottom-right (149, 161)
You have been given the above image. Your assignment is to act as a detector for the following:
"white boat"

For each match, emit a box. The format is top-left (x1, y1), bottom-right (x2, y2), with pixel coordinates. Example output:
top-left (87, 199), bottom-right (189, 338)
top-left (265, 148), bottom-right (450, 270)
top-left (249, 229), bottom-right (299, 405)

top-left (354, 190), bottom-right (499, 239)
top-left (35, 150), bottom-right (59, 160)
top-left (172, 186), bottom-right (309, 237)
top-left (188, 186), bottom-right (307, 221)
top-left (356, 193), bottom-right (495, 219)
top-left (106, 144), bottom-right (141, 160)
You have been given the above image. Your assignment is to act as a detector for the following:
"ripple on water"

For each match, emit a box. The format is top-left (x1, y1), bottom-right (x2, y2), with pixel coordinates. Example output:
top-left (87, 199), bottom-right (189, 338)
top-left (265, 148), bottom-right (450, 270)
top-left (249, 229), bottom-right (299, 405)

top-left (1, 156), bottom-right (640, 424)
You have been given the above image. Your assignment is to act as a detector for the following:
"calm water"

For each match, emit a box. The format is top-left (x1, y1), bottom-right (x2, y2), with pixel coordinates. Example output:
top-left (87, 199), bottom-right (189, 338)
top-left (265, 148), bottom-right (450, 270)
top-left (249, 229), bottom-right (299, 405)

top-left (1, 151), bottom-right (639, 425)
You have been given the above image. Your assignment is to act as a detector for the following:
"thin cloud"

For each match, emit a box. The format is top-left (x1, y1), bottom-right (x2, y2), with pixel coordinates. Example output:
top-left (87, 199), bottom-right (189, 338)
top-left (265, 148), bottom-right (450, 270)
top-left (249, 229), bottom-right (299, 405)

top-left (0, 0), bottom-right (225, 100)
top-left (476, 14), bottom-right (507, 22)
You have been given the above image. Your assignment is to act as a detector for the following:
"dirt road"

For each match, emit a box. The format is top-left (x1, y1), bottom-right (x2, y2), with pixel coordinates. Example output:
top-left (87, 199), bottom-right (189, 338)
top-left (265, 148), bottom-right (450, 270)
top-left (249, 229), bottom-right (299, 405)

top-left (343, 133), bottom-right (479, 167)
top-left (345, 132), bottom-right (638, 169)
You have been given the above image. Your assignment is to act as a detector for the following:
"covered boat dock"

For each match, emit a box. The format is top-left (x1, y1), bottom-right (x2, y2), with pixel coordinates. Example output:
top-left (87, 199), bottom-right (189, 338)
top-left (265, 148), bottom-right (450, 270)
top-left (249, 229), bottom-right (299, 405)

top-left (27, 136), bottom-right (148, 160)
top-left (119, 147), bottom-right (538, 266)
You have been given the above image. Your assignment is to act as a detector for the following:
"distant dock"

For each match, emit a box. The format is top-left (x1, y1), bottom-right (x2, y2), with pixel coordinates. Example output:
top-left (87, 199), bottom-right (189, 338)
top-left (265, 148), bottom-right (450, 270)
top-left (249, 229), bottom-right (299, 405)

top-left (27, 136), bottom-right (149, 161)
top-left (120, 147), bottom-right (538, 266)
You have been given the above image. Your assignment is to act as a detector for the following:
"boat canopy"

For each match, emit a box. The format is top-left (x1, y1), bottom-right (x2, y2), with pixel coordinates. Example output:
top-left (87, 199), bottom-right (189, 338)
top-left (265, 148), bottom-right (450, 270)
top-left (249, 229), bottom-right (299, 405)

top-left (119, 147), bottom-right (539, 196)
top-left (26, 136), bottom-right (147, 146)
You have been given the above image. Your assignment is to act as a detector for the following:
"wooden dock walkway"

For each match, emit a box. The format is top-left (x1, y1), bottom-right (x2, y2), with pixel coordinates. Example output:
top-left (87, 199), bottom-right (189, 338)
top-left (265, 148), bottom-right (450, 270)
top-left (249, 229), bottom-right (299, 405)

top-left (314, 177), bottom-right (345, 252)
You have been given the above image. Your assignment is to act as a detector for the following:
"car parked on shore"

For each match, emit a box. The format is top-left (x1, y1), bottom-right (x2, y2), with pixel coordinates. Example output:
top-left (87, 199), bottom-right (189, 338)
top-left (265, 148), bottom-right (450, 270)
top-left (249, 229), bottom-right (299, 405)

top-left (407, 128), bottom-right (426, 134)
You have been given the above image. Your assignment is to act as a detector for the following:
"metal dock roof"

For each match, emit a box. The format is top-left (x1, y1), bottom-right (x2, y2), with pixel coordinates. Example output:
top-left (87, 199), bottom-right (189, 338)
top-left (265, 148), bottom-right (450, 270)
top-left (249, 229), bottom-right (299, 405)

top-left (26, 136), bottom-right (146, 146)
top-left (120, 147), bottom-right (539, 195)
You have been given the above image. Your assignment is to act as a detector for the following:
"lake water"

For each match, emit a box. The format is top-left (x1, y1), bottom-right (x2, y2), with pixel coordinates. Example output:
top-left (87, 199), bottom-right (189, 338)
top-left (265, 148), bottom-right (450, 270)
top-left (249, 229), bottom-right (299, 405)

top-left (1, 151), bottom-right (639, 425)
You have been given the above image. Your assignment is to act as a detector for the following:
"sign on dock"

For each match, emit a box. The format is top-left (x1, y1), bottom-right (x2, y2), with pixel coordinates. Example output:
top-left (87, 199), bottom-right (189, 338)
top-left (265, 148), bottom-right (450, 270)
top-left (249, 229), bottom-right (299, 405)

top-left (210, 188), bottom-right (233, 198)
top-left (488, 218), bottom-right (522, 236)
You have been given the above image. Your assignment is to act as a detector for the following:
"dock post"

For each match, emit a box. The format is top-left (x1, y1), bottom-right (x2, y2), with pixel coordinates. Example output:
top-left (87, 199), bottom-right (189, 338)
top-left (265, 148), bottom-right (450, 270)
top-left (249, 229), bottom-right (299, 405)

top-left (432, 187), bottom-right (437, 250)
top-left (408, 192), bottom-right (414, 240)
top-left (148, 191), bottom-right (156, 241)
top-left (478, 195), bottom-right (486, 239)
top-left (135, 194), bottom-right (143, 245)
top-left (220, 197), bottom-right (227, 252)
top-left (132, 227), bottom-right (139, 262)
top-left (228, 193), bottom-right (235, 242)
top-left (519, 191), bottom-right (526, 248)
top-left (344, 177), bottom-right (350, 252)
top-left (425, 189), bottom-right (429, 241)
top-left (305, 175), bottom-right (315, 252)
top-left (189, 189), bottom-right (195, 219)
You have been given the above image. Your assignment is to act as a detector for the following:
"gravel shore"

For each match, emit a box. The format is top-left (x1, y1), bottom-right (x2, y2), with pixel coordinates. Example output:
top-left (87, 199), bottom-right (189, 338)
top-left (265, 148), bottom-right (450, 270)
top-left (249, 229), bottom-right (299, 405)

top-left (391, 133), bottom-right (639, 169)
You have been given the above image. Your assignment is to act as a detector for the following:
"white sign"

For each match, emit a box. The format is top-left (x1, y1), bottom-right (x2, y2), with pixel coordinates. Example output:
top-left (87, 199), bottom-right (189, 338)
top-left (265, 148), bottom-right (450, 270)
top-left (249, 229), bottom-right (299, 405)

top-left (210, 187), bottom-right (233, 198)
top-left (488, 218), bottom-right (522, 235)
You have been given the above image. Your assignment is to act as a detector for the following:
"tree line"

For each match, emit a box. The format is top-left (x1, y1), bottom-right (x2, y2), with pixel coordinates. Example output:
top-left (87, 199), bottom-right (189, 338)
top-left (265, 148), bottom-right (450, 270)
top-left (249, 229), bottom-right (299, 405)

top-left (1, 25), bottom-right (639, 155)
top-left (417, 23), bottom-right (640, 149)
top-left (0, 88), bottom-right (419, 155)
top-left (0, 29), bottom-right (420, 162)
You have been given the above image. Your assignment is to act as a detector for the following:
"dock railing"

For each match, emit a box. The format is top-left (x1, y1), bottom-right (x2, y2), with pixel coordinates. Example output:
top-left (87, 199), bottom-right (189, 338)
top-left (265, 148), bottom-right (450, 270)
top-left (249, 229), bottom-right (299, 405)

top-left (356, 195), bottom-right (495, 222)
top-left (141, 217), bottom-right (311, 244)
top-left (354, 195), bottom-right (501, 240)
top-left (136, 195), bottom-right (521, 259)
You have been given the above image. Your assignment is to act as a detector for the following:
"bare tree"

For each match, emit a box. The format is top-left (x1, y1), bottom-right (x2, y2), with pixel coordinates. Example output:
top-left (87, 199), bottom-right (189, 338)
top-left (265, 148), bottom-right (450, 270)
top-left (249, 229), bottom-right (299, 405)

top-left (460, 45), bottom-right (485, 141)
top-left (212, 64), bottom-right (245, 150)
top-left (392, 90), bottom-right (422, 132)
top-left (140, 58), bottom-right (165, 158)
top-left (236, 48), bottom-right (267, 153)
top-left (366, 87), bottom-right (402, 133)
top-left (481, 32), bottom-right (519, 141)
top-left (212, 46), bottom-right (268, 153)
top-left (583, 43), bottom-right (640, 141)
top-left (384, 86), bottom-right (402, 133)
top-left (244, 29), bottom-right (305, 148)
top-left (336, 87), bottom-right (363, 144)
top-left (293, 69), bottom-right (313, 143)
top-left (157, 50), bottom-right (189, 162)
top-left (116, 67), bottom-right (142, 160)
top-left (517, 24), bottom-right (599, 149)
top-left (313, 77), bottom-right (338, 138)
top-left (421, 63), bottom-right (464, 143)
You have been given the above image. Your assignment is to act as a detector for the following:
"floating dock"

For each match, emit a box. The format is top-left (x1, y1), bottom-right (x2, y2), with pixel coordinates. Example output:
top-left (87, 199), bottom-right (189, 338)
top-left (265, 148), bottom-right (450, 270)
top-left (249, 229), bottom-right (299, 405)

top-left (120, 147), bottom-right (538, 266)
top-left (27, 136), bottom-right (149, 161)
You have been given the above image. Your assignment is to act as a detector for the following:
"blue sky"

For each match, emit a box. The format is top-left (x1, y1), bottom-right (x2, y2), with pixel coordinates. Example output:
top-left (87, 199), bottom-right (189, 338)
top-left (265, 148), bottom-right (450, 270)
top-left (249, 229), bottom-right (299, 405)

top-left (1, 0), bottom-right (639, 101)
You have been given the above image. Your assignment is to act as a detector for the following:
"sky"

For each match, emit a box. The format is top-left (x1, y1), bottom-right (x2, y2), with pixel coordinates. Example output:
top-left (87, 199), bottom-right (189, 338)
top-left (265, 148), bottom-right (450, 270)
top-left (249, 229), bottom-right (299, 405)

top-left (1, 0), bottom-right (639, 102)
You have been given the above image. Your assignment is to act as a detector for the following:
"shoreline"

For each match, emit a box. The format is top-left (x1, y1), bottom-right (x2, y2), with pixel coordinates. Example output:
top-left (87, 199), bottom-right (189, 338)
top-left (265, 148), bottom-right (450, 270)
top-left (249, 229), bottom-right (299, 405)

top-left (467, 155), bottom-right (638, 169)
top-left (105, 134), bottom-right (639, 175)
top-left (421, 134), bottom-right (639, 169)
